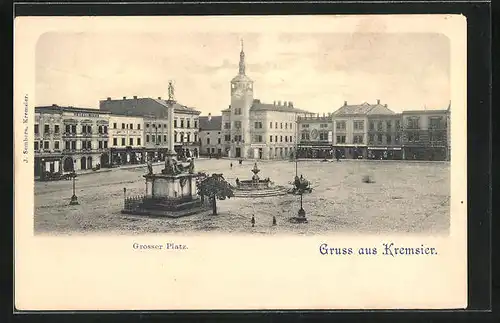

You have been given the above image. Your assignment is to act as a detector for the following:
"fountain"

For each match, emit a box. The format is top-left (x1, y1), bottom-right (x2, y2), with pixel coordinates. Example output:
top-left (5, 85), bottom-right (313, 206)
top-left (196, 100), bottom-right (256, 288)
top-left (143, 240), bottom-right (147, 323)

top-left (233, 162), bottom-right (288, 198)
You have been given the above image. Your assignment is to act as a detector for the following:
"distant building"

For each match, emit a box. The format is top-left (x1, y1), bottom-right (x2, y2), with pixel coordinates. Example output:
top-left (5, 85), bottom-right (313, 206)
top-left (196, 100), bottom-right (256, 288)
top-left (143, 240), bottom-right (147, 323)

top-left (99, 96), bottom-right (201, 159)
top-left (401, 109), bottom-right (449, 161)
top-left (108, 114), bottom-right (145, 165)
top-left (199, 113), bottom-right (223, 156)
top-left (34, 105), bottom-right (110, 177)
top-left (332, 100), bottom-right (396, 159)
top-left (143, 114), bottom-right (170, 161)
top-left (367, 112), bottom-right (403, 160)
top-left (221, 41), bottom-right (312, 160)
top-left (296, 113), bottom-right (333, 159)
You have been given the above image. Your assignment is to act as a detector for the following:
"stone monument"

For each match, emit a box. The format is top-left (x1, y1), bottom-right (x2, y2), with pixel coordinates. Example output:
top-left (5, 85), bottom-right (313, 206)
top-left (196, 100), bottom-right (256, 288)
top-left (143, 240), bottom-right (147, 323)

top-left (121, 82), bottom-right (210, 217)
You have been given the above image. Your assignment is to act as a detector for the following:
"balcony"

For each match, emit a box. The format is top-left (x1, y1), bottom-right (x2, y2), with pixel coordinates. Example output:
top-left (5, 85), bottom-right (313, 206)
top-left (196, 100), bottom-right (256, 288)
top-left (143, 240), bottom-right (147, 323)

top-left (63, 132), bottom-right (77, 137)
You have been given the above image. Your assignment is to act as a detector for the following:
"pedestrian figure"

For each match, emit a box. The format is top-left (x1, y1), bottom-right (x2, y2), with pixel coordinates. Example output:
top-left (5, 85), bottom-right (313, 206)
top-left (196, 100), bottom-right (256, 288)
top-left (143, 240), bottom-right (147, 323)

top-left (230, 162), bottom-right (233, 169)
top-left (272, 216), bottom-right (277, 226)
top-left (251, 215), bottom-right (255, 227)
top-left (239, 159), bottom-right (243, 165)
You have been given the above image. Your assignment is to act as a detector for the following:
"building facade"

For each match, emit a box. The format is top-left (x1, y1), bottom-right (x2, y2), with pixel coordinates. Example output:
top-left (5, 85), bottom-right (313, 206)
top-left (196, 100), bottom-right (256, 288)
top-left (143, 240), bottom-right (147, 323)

top-left (34, 105), bottom-right (110, 177)
top-left (221, 42), bottom-right (312, 160)
top-left (367, 113), bottom-right (403, 159)
top-left (100, 95), bottom-right (201, 160)
top-left (199, 114), bottom-right (223, 156)
top-left (143, 114), bottom-right (170, 161)
top-left (173, 105), bottom-right (200, 159)
top-left (295, 100), bottom-right (451, 161)
top-left (331, 100), bottom-right (395, 159)
top-left (296, 114), bottom-right (333, 159)
top-left (401, 109), bottom-right (449, 161)
top-left (108, 114), bottom-right (145, 165)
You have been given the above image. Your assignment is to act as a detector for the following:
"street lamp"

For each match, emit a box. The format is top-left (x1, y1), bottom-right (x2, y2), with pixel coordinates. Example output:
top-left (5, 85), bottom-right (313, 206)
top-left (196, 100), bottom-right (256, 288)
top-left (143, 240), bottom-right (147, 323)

top-left (69, 171), bottom-right (79, 205)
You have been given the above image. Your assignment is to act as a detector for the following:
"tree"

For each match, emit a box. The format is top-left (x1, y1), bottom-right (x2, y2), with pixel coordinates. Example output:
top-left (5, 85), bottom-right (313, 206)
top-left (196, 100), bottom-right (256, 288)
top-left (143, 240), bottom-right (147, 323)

top-left (197, 173), bottom-right (234, 215)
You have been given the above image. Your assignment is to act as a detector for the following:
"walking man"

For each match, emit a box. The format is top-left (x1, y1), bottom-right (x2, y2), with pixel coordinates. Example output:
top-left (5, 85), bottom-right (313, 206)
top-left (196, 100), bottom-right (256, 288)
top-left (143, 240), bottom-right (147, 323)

top-left (251, 215), bottom-right (255, 227)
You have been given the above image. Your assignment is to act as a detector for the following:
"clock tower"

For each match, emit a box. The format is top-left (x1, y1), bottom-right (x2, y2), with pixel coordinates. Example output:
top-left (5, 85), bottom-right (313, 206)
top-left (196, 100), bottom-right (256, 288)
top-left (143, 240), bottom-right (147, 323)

top-left (229, 39), bottom-right (254, 158)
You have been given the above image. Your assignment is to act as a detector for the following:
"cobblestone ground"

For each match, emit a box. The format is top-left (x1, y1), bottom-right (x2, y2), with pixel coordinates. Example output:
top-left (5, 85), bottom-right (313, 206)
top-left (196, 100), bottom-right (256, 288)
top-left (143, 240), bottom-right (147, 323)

top-left (34, 159), bottom-right (450, 235)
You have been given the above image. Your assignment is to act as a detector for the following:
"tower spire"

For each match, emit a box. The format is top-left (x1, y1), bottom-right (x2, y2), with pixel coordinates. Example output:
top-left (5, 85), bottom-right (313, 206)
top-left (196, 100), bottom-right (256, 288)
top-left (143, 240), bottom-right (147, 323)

top-left (239, 38), bottom-right (246, 75)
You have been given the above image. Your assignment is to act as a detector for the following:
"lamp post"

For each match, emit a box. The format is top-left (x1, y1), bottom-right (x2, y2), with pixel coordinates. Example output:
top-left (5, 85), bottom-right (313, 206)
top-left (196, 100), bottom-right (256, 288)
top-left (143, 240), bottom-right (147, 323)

top-left (40, 158), bottom-right (45, 181)
top-left (69, 171), bottom-right (79, 205)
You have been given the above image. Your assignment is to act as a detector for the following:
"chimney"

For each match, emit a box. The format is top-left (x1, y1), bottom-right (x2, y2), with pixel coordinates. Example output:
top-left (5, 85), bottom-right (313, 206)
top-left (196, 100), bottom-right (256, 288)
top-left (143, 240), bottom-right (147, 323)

top-left (278, 100), bottom-right (281, 106)
top-left (208, 113), bottom-right (212, 122)
top-left (107, 97), bottom-right (111, 101)
top-left (377, 99), bottom-right (380, 104)
top-left (133, 96), bottom-right (138, 99)
top-left (273, 101), bottom-right (276, 106)
top-left (284, 101), bottom-right (288, 107)
top-left (158, 97), bottom-right (162, 100)
top-left (344, 101), bottom-right (347, 106)
top-left (289, 101), bottom-right (293, 108)
top-left (384, 104), bottom-right (387, 107)
top-left (123, 96), bottom-right (127, 100)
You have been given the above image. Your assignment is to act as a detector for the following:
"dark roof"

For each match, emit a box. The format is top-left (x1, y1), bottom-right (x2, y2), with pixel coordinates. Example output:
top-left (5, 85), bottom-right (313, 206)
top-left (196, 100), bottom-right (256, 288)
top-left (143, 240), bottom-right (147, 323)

top-left (333, 102), bottom-right (395, 116)
top-left (250, 100), bottom-right (311, 114)
top-left (199, 116), bottom-right (222, 131)
top-left (99, 98), bottom-right (200, 118)
top-left (35, 105), bottom-right (110, 114)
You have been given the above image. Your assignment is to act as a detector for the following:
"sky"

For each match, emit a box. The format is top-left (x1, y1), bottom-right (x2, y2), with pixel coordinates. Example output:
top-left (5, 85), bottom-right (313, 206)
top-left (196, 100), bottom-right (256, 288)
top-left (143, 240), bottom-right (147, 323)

top-left (35, 32), bottom-right (450, 115)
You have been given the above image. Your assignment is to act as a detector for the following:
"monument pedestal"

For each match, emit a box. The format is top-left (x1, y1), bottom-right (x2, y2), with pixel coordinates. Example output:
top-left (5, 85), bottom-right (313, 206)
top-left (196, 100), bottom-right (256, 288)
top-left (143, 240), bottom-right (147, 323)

top-left (121, 156), bottom-right (211, 218)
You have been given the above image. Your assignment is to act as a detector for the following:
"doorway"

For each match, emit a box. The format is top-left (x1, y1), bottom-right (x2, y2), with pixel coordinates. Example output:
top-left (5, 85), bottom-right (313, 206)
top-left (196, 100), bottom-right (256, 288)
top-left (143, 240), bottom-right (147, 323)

top-left (235, 147), bottom-right (241, 158)
top-left (63, 157), bottom-right (74, 172)
top-left (80, 156), bottom-right (87, 170)
top-left (258, 148), bottom-right (263, 159)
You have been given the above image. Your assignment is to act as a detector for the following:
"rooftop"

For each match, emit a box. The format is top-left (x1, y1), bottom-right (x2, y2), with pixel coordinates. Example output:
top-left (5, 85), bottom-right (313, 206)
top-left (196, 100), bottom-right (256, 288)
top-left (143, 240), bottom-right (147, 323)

top-left (35, 104), bottom-right (109, 114)
top-left (333, 100), bottom-right (395, 116)
top-left (199, 115), bottom-right (222, 131)
top-left (100, 97), bottom-right (201, 117)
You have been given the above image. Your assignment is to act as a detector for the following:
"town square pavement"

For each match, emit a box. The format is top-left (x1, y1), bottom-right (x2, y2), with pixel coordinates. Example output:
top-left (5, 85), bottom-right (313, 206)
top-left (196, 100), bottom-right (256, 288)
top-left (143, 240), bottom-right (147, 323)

top-left (33, 159), bottom-right (450, 235)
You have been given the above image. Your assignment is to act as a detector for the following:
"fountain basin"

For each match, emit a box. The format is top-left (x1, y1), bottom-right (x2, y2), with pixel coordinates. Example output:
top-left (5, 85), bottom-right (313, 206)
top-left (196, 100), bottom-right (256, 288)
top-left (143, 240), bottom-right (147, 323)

top-left (233, 185), bottom-right (289, 198)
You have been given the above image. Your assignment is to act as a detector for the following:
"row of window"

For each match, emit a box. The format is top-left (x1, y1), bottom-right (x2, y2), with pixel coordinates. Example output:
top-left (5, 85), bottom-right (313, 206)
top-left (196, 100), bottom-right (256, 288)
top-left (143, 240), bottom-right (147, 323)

top-left (223, 122), bottom-right (296, 130)
top-left (206, 138), bottom-right (222, 145)
top-left (368, 134), bottom-right (401, 144)
top-left (112, 138), bottom-right (142, 146)
top-left (113, 123), bottom-right (141, 130)
top-left (35, 124), bottom-right (109, 134)
top-left (300, 132), bottom-right (329, 141)
top-left (369, 120), bottom-right (401, 131)
top-left (405, 117), bottom-right (444, 130)
top-left (269, 135), bottom-right (293, 143)
top-left (145, 133), bottom-right (198, 144)
top-left (301, 123), bottom-right (329, 129)
top-left (112, 120), bottom-right (198, 129)
top-left (34, 140), bottom-right (109, 151)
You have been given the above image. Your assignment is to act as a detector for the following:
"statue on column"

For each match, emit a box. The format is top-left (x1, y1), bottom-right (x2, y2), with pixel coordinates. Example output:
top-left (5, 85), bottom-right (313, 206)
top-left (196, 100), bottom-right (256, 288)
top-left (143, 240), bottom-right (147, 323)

top-left (168, 80), bottom-right (175, 101)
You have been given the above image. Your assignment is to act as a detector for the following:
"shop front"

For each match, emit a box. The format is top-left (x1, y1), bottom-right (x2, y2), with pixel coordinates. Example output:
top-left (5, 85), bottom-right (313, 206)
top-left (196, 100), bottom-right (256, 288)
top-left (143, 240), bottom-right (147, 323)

top-left (297, 144), bottom-right (333, 159)
top-left (35, 155), bottom-right (63, 179)
top-left (332, 145), bottom-right (367, 159)
top-left (402, 145), bottom-right (447, 161)
top-left (111, 147), bottom-right (147, 165)
top-left (367, 147), bottom-right (403, 160)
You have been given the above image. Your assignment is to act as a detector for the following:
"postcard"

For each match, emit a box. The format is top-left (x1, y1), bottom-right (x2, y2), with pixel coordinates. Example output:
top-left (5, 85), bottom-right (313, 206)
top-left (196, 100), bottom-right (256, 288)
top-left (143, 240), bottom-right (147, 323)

top-left (14, 14), bottom-right (467, 310)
